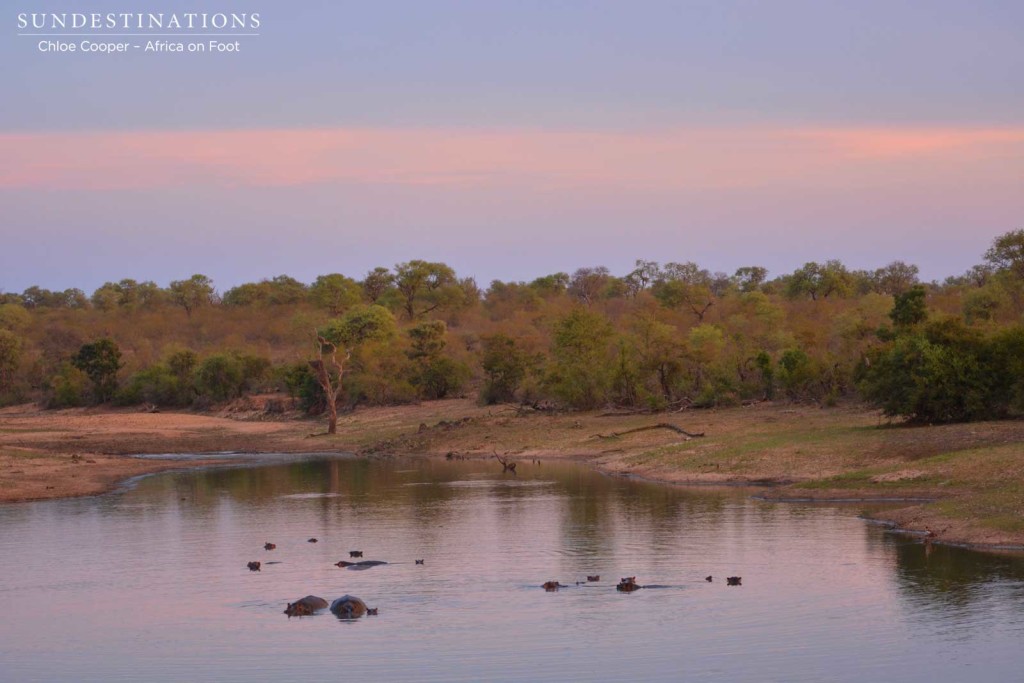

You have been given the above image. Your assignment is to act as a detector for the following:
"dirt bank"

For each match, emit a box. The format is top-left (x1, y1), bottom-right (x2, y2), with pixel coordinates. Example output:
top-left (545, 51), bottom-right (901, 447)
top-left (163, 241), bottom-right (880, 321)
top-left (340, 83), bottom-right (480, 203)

top-left (2, 398), bottom-right (1023, 549)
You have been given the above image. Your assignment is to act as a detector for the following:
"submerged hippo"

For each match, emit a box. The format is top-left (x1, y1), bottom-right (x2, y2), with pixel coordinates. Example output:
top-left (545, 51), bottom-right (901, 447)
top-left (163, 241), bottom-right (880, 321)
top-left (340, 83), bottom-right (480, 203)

top-left (616, 576), bottom-right (641, 592)
top-left (335, 560), bottom-right (388, 570)
top-left (726, 576), bottom-right (742, 586)
top-left (284, 595), bottom-right (329, 617)
top-left (330, 595), bottom-right (369, 619)
top-left (247, 561), bottom-right (261, 572)
top-left (542, 581), bottom-right (564, 591)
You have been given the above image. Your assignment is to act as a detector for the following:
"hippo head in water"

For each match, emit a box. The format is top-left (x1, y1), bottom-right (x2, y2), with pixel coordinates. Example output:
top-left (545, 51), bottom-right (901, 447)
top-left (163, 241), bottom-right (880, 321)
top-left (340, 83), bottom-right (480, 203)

top-left (284, 595), bottom-right (329, 617)
top-left (330, 595), bottom-right (369, 619)
top-left (616, 577), bottom-right (640, 592)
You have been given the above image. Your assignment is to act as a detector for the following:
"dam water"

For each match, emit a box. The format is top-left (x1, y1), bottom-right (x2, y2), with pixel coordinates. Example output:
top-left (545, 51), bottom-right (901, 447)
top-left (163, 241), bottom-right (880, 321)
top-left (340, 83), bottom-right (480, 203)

top-left (1, 455), bottom-right (1023, 682)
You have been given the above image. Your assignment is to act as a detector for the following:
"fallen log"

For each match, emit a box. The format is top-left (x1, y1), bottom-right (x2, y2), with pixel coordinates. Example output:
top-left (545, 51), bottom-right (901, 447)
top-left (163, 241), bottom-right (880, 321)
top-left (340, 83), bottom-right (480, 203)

top-left (595, 423), bottom-right (705, 440)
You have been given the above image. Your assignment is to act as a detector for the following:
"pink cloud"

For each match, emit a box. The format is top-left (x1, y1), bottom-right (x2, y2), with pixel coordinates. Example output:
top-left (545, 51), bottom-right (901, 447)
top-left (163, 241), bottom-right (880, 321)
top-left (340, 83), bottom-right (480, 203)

top-left (1, 126), bottom-right (1022, 193)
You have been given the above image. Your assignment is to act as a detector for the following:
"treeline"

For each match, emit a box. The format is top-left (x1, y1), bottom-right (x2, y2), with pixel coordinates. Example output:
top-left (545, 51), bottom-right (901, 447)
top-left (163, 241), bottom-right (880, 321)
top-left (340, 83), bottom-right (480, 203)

top-left (2, 231), bottom-right (1024, 423)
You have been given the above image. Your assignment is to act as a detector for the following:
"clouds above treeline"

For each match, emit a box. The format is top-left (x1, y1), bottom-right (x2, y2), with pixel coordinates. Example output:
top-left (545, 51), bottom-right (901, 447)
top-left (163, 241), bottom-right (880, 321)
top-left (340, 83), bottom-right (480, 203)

top-left (3, 126), bottom-right (1022, 193)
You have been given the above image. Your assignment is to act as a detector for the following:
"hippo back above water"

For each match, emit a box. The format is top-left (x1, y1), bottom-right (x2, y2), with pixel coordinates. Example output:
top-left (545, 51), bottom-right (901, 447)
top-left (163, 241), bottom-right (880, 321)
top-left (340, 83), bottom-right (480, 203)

top-left (330, 595), bottom-right (369, 618)
top-left (284, 595), bottom-right (329, 617)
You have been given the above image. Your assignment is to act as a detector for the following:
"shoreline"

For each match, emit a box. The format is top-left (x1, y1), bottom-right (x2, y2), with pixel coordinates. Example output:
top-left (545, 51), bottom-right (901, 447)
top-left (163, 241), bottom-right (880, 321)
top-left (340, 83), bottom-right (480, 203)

top-left (2, 398), bottom-right (1024, 551)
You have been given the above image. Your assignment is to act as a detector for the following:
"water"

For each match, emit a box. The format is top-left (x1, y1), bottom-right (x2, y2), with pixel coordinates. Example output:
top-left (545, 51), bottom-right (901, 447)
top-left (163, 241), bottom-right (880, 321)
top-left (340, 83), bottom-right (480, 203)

top-left (2, 455), bottom-right (1023, 682)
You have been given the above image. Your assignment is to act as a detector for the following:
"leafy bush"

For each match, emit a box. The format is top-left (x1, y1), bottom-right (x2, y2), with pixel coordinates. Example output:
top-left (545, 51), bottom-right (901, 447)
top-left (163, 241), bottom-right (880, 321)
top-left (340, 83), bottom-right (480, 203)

top-left (71, 338), bottom-right (123, 403)
top-left (480, 334), bottom-right (531, 404)
top-left (193, 352), bottom-right (270, 403)
top-left (859, 318), bottom-right (1021, 423)
top-left (46, 364), bottom-right (90, 408)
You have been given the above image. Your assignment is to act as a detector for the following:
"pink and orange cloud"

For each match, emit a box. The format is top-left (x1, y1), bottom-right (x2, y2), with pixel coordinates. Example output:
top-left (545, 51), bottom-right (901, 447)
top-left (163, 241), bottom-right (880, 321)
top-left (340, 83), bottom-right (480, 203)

top-left (1, 126), bottom-right (1022, 193)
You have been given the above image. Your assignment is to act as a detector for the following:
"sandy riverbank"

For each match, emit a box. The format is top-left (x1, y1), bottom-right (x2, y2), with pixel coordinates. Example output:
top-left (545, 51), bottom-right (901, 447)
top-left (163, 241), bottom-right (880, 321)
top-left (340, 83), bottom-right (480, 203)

top-left (2, 398), bottom-right (1023, 548)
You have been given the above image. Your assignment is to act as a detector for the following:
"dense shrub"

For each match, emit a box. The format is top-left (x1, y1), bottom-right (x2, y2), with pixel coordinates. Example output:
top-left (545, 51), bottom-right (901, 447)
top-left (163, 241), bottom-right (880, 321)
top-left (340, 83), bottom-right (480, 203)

top-left (859, 318), bottom-right (1024, 423)
top-left (46, 364), bottom-right (90, 408)
top-left (480, 334), bottom-right (531, 404)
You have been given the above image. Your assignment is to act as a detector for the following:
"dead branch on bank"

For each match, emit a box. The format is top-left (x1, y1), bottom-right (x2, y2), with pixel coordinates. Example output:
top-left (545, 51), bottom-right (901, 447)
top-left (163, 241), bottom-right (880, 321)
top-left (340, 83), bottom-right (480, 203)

top-left (594, 423), bottom-right (705, 440)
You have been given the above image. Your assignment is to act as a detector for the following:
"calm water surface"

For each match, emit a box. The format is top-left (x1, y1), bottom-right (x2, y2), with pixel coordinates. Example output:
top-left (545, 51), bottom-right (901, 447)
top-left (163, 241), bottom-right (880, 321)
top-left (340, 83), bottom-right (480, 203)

top-left (2, 455), bottom-right (1024, 682)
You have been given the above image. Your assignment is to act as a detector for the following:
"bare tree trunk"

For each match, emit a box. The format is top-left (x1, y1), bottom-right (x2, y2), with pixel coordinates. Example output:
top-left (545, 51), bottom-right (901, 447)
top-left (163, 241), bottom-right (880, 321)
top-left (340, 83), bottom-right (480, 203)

top-left (309, 332), bottom-right (349, 435)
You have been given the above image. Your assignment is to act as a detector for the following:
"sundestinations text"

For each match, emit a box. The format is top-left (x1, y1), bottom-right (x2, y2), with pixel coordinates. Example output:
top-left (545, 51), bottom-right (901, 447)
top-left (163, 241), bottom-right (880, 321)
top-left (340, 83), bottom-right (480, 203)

top-left (17, 12), bottom-right (260, 30)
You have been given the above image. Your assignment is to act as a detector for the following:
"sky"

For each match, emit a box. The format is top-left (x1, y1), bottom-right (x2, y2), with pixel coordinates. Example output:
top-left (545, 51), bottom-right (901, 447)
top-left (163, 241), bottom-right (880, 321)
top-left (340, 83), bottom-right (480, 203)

top-left (1, 0), bottom-right (1022, 293)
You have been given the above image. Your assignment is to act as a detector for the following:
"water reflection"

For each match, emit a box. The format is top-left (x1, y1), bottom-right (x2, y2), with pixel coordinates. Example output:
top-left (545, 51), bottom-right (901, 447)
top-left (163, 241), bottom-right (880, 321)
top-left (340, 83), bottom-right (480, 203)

top-left (0, 456), bottom-right (1022, 683)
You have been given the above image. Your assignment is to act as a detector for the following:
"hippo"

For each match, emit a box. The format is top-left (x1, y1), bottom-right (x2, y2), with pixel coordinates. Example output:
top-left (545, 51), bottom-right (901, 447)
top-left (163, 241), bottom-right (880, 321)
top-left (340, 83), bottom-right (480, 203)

top-left (330, 595), bottom-right (369, 619)
top-left (349, 550), bottom-right (363, 558)
top-left (726, 576), bottom-right (742, 586)
top-left (308, 538), bottom-right (318, 543)
top-left (247, 561), bottom-right (261, 572)
top-left (335, 560), bottom-right (388, 570)
top-left (542, 581), bottom-right (564, 591)
top-left (366, 608), bottom-right (379, 616)
top-left (415, 559), bottom-right (425, 565)
top-left (586, 575), bottom-right (600, 582)
top-left (284, 595), bottom-right (328, 617)
top-left (705, 576), bottom-right (713, 582)
top-left (617, 576), bottom-right (641, 592)
top-left (264, 543), bottom-right (276, 551)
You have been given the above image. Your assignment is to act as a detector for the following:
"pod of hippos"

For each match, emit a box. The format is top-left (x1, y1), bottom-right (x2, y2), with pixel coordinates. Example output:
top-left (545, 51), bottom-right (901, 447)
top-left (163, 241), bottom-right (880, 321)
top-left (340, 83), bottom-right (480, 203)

top-left (283, 595), bottom-right (379, 619)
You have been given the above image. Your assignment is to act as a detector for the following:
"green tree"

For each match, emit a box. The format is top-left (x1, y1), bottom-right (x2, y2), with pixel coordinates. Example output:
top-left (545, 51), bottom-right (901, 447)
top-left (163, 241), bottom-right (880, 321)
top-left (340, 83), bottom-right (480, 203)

top-left (320, 304), bottom-right (397, 348)
top-left (777, 348), bottom-right (813, 399)
top-left (71, 338), bottom-right (123, 403)
top-left (785, 260), bottom-right (853, 300)
top-left (47, 364), bottom-right (90, 408)
top-left (623, 260), bottom-right (661, 297)
top-left (890, 285), bottom-right (928, 328)
top-left (169, 274), bottom-right (215, 317)
top-left (310, 274), bottom-right (362, 315)
top-left (985, 229), bottom-right (1024, 278)
top-left (652, 262), bottom-right (715, 321)
top-left (873, 261), bottom-right (920, 296)
top-left (547, 308), bottom-right (614, 409)
top-left (406, 320), bottom-right (468, 399)
top-left (480, 334), bottom-right (531, 404)
top-left (0, 304), bottom-right (31, 331)
top-left (733, 266), bottom-right (768, 293)
top-left (194, 353), bottom-right (245, 402)
top-left (393, 260), bottom-right (462, 319)
top-left (528, 272), bottom-right (570, 297)
top-left (362, 267), bottom-right (395, 303)
top-left (568, 267), bottom-right (614, 305)
top-left (0, 329), bottom-right (22, 394)
top-left (312, 305), bottom-right (397, 433)
top-left (754, 350), bottom-right (775, 400)
top-left (859, 319), bottom-right (1007, 423)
